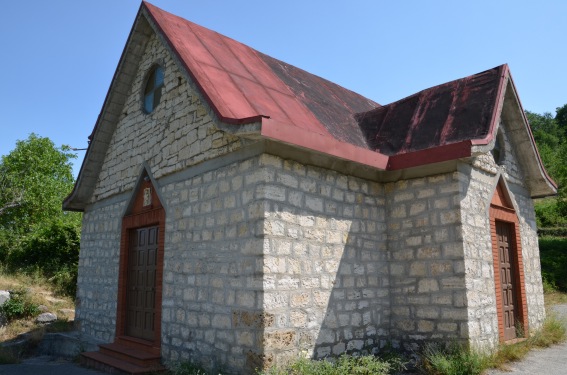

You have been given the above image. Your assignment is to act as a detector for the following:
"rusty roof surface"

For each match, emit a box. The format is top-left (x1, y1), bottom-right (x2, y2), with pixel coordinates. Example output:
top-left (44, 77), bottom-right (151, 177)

top-left (259, 52), bottom-right (378, 149)
top-left (62, 2), bottom-right (558, 212)
top-left (144, 2), bottom-right (377, 141)
top-left (357, 65), bottom-right (506, 156)
top-left (144, 2), bottom-right (510, 160)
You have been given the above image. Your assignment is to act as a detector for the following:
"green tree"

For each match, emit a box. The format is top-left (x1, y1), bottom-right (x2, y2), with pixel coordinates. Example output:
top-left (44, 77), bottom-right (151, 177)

top-left (555, 103), bottom-right (567, 135)
top-left (0, 134), bottom-right (81, 265)
top-left (525, 111), bottom-right (561, 173)
top-left (527, 107), bottom-right (567, 229)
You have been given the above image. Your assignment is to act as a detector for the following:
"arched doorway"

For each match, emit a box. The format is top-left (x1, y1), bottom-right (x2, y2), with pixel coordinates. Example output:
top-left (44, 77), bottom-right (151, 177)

top-left (116, 169), bottom-right (165, 352)
top-left (489, 180), bottom-right (528, 342)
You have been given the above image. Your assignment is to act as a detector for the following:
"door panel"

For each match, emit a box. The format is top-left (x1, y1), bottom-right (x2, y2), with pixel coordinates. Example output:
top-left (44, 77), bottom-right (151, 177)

top-left (126, 226), bottom-right (158, 341)
top-left (497, 221), bottom-right (518, 341)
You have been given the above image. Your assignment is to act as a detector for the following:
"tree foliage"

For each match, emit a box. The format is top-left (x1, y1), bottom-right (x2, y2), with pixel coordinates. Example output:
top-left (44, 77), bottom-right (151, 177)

top-left (0, 134), bottom-right (78, 235)
top-left (0, 134), bottom-right (81, 296)
top-left (526, 106), bottom-right (567, 229)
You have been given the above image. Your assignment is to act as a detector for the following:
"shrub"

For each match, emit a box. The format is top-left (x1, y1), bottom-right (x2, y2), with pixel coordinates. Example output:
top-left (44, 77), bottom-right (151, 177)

top-left (538, 227), bottom-right (567, 237)
top-left (8, 220), bottom-right (79, 275)
top-left (528, 311), bottom-right (566, 348)
top-left (420, 344), bottom-right (492, 375)
top-left (261, 355), bottom-right (395, 375)
top-left (535, 198), bottom-right (567, 228)
top-left (539, 236), bottom-right (567, 292)
top-left (6, 220), bottom-right (80, 297)
top-left (50, 266), bottom-right (78, 297)
top-left (167, 361), bottom-right (216, 375)
top-left (1, 289), bottom-right (40, 322)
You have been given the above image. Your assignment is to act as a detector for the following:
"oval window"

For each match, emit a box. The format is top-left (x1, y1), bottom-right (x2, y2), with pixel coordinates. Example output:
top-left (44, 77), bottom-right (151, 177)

top-left (491, 131), bottom-right (504, 165)
top-left (143, 65), bottom-right (164, 113)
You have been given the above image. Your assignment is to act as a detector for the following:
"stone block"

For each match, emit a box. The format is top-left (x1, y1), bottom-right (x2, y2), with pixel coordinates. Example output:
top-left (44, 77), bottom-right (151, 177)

top-left (437, 322), bottom-right (458, 332)
top-left (305, 196), bottom-right (324, 212)
top-left (290, 292), bottom-right (310, 308)
top-left (417, 320), bottom-right (434, 332)
top-left (416, 306), bottom-right (440, 319)
top-left (417, 247), bottom-right (441, 259)
top-left (418, 279), bottom-right (439, 293)
top-left (263, 330), bottom-right (296, 350)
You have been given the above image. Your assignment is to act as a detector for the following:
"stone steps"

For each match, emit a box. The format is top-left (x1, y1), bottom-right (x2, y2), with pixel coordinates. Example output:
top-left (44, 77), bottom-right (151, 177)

top-left (81, 342), bottom-right (164, 374)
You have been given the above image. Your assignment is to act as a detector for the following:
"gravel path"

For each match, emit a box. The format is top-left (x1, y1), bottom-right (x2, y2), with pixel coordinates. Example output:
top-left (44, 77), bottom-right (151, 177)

top-left (485, 304), bottom-right (567, 375)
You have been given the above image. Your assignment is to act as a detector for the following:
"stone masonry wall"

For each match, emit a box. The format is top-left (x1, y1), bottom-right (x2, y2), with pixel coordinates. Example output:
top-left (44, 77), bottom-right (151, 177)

top-left (499, 123), bottom-right (545, 331)
top-left (78, 31), bottom-right (245, 354)
top-left (459, 164), bottom-right (500, 349)
top-left (92, 32), bottom-right (242, 203)
top-left (259, 155), bottom-right (389, 368)
top-left (159, 155), bottom-right (266, 373)
top-left (159, 153), bottom-right (391, 373)
top-left (77, 25), bottom-right (546, 372)
top-left (513, 185), bottom-right (544, 331)
top-left (386, 173), bottom-right (468, 351)
top-left (76, 199), bottom-right (127, 342)
top-left (461, 122), bottom-right (545, 348)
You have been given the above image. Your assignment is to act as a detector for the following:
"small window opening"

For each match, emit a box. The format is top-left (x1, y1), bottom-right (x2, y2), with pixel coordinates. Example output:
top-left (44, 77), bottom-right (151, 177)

top-left (143, 65), bottom-right (164, 113)
top-left (492, 132), bottom-right (504, 165)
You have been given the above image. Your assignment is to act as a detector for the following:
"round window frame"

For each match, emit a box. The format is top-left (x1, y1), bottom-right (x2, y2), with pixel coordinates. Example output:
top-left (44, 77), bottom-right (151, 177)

top-left (142, 63), bottom-right (165, 114)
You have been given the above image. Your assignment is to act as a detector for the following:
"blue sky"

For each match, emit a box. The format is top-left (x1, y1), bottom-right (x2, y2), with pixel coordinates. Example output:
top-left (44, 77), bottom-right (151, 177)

top-left (1, 1), bottom-right (566, 177)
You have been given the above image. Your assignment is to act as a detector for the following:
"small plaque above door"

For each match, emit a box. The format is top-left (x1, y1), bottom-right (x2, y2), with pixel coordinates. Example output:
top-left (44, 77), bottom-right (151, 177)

top-left (143, 187), bottom-right (152, 207)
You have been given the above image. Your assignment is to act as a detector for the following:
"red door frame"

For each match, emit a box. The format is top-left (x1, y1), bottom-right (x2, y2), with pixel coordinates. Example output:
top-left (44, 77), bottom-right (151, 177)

top-left (115, 177), bottom-right (165, 352)
top-left (489, 183), bottom-right (528, 342)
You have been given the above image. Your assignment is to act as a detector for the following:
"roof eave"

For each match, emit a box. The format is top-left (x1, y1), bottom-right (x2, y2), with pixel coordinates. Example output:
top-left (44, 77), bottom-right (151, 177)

top-left (470, 64), bottom-right (510, 148)
top-left (63, 4), bottom-right (154, 211)
top-left (260, 118), bottom-right (389, 171)
top-left (471, 66), bottom-right (557, 198)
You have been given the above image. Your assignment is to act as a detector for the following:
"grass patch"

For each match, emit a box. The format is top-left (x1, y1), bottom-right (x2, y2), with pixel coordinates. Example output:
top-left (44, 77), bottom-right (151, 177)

top-left (491, 312), bottom-right (565, 368)
top-left (261, 355), bottom-right (403, 375)
top-left (528, 311), bottom-right (566, 347)
top-left (167, 353), bottom-right (406, 375)
top-left (544, 290), bottom-right (567, 306)
top-left (167, 361), bottom-right (212, 375)
top-left (1, 288), bottom-right (40, 322)
top-left (420, 344), bottom-right (492, 375)
top-left (0, 270), bottom-right (75, 343)
top-left (420, 312), bottom-right (566, 375)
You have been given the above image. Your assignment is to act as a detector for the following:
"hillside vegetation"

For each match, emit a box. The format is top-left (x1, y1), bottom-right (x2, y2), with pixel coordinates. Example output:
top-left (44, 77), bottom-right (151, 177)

top-left (0, 134), bottom-right (81, 297)
top-left (526, 104), bottom-right (567, 232)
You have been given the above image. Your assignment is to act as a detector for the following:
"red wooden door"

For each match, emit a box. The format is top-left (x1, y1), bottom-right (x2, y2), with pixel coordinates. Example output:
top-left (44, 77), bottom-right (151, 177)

top-left (126, 226), bottom-right (158, 341)
top-left (497, 221), bottom-right (518, 341)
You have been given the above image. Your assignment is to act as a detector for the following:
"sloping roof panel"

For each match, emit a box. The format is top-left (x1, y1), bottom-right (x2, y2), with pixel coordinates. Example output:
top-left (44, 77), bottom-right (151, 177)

top-left (259, 53), bottom-right (378, 148)
top-left (144, 2), bottom-right (331, 131)
top-left (62, 3), bottom-right (557, 211)
top-left (143, 2), bottom-right (378, 139)
top-left (358, 66), bottom-right (504, 156)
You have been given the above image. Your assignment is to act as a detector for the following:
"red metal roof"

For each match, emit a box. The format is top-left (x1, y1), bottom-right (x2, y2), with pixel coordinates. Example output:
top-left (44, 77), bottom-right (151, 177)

top-left (142, 0), bottom-right (555, 188)
top-left (143, 2), bottom-right (377, 142)
top-left (62, 2), bottom-right (558, 212)
top-left (357, 66), bottom-right (506, 156)
top-left (143, 1), bottom-right (508, 170)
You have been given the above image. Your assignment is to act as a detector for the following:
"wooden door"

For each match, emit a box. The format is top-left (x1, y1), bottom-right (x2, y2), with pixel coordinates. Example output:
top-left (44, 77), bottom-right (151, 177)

top-left (497, 221), bottom-right (518, 341)
top-left (126, 226), bottom-right (158, 341)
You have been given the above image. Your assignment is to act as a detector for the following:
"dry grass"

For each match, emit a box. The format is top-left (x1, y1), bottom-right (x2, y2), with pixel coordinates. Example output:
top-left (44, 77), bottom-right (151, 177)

top-left (544, 289), bottom-right (567, 307)
top-left (419, 310), bottom-right (566, 375)
top-left (491, 311), bottom-right (566, 370)
top-left (0, 271), bottom-right (75, 343)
